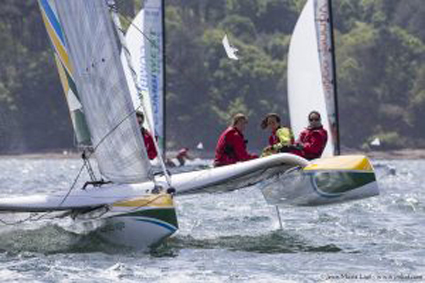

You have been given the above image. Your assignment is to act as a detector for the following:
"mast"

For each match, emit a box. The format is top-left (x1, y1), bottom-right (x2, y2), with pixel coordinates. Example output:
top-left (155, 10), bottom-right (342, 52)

top-left (161, 0), bottom-right (167, 158)
top-left (327, 0), bottom-right (340, 155)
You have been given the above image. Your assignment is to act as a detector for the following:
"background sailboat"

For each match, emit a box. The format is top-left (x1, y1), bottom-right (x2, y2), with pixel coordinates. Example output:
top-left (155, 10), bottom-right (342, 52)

top-left (288, 0), bottom-right (339, 157)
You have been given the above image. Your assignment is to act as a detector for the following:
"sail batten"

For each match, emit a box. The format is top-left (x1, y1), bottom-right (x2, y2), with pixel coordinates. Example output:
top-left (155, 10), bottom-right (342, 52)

top-left (51, 0), bottom-right (152, 183)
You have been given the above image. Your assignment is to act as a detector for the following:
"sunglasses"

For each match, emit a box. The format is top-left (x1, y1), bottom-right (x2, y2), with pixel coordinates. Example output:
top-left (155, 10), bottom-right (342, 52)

top-left (309, 118), bottom-right (320, 122)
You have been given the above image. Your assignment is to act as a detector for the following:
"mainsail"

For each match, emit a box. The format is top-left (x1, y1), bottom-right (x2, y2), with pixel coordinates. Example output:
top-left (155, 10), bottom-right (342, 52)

top-left (42, 0), bottom-right (152, 183)
top-left (287, 0), bottom-right (339, 157)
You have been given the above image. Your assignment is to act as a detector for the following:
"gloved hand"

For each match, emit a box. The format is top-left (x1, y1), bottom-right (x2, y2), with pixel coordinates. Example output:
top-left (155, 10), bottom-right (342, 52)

top-left (292, 143), bottom-right (304, 150)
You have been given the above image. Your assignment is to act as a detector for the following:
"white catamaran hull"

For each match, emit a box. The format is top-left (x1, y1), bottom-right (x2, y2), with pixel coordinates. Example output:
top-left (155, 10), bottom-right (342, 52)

top-left (93, 195), bottom-right (178, 249)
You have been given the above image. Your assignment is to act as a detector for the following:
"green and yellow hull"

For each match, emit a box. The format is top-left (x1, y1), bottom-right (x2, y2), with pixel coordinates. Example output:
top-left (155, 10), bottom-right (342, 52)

top-left (261, 155), bottom-right (379, 206)
top-left (97, 193), bottom-right (178, 249)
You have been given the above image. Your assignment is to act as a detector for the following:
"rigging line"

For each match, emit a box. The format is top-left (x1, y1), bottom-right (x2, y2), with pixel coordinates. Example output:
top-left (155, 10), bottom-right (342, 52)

top-left (0, 160), bottom-right (88, 225)
top-left (109, 4), bottom-right (159, 50)
top-left (108, 2), bottom-right (172, 188)
top-left (82, 149), bottom-right (97, 181)
top-left (58, 160), bottom-right (87, 207)
top-left (90, 105), bottom-right (143, 156)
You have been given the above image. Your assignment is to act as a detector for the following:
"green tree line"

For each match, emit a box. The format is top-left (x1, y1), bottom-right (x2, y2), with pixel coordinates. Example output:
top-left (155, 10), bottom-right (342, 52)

top-left (0, 0), bottom-right (424, 155)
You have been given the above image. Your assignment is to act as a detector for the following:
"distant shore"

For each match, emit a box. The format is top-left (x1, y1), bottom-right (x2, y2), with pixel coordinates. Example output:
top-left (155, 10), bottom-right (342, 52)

top-left (359, 148), bottom-right (425, 160)
top-left (1, 148), bottom-right (425, 160)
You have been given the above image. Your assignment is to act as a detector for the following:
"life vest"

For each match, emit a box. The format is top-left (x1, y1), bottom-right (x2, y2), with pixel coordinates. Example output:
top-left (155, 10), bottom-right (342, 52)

top-left (214, 127), bottom-right (257, 166)
top-left (295, 126), bottom-right (328, 160)
top-left (141, 128), bottom-right (158, 160)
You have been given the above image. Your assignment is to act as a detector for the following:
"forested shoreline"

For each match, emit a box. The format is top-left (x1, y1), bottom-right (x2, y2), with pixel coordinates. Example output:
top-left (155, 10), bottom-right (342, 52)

top-left (0, 0), bottom-right (424, 154)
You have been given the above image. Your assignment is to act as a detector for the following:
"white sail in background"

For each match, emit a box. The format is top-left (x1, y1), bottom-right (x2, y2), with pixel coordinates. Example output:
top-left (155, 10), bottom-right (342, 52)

top-left (143, 0), bottom-right (165, 152)
top-left (196, 142), bottom-right (204, 150)
top-left (121, 8), bottom-right (155, 133)
top-left (287, 0), bottom-right (335, 157)
top-left (370, 137), bottom-right (381, 147)
top-left (53, 0), bottom-right (152, 183)
top-left (222, 34), bottom-right (239, 60)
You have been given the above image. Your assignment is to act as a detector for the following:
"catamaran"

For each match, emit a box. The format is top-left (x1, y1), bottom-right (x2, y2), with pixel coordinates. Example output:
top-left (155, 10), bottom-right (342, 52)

top-left (0, 0), bottom-right (378, 250)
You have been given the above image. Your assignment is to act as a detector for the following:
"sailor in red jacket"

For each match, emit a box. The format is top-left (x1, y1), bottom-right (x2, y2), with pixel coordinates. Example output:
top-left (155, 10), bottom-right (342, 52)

top-left (176, 147), bottom-right (193, 166)
top-left (214, 113), bottom-right (258, 167)
top-left (292, 111), bottom-right (328, 160)
top-left (136, 111), bottom-right (158, 160)
top-left (260, 113), bottom-right (294, 156)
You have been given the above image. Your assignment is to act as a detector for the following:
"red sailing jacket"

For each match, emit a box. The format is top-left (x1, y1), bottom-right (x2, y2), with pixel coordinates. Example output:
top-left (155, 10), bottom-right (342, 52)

top-left (214, 127), bottom-right (258, 166)
top-left (176, 148), bottom-right (189, 159)
top-left (292, 126), bottom-right (328, 160)
top-left (141, 128), bottom-right (158, 160)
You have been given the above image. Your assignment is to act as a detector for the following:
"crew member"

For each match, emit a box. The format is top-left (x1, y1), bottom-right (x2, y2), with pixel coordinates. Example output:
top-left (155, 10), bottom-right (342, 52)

top-left (292, 111), bottom-right (328, 160)
top-left (260, 113), bottom-right (294, 156)
top-left (176, 147), bottom-right (192, 166)
top-left (214, 113), bottom-right (258, 167)
top-left (136, 111), bottom-right (158, 160)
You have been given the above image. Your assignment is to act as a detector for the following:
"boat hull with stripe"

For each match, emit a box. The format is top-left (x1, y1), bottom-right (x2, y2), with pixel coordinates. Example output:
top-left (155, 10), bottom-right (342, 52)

top-left (74, 193), bottom-right (178, 249)
top-left (260, 155), bottom-right (379, 206)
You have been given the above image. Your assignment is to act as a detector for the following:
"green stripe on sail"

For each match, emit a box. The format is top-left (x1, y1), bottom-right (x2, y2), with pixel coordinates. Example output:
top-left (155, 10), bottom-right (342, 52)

top-left (62, 62), bottom-right (92, 145)
top-left (70, 110), bottom-right (91, 145)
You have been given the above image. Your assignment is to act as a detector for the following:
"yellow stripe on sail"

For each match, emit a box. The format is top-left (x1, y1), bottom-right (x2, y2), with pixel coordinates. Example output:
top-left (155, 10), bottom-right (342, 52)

top-left (113, 193), bottom-right (174, 208)
top-left (304, 155), bottom-right (373, 172)
top-left (54, 54), bottom-right (70, 94)
top-left (40, 9), bottom-right (73, 74)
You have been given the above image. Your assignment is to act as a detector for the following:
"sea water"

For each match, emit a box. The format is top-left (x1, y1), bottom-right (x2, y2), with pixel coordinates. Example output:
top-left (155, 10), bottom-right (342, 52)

top-left (0, 157), bottom-right (424, 282)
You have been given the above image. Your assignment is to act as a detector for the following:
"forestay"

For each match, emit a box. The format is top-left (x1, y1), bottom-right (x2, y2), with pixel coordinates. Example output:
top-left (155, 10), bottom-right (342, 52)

top-left (53, 0), bottom-right (152, 183)
top-left (287, 0), bottom-right (337, 157)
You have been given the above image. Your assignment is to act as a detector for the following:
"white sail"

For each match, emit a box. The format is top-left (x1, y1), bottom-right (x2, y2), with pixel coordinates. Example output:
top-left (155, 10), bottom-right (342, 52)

top-left (38, 0), bottom-right (92, 146)
top-left (53, 0), bottom-right (152, 183)
top-left (222, 34), bottom-right (239, 60)
top-left (143, 0), bottom-right (165, 152)
top-left (121, 8), bottom-right (155, 133)
top-left (287, 0), bottom-right (336, 157)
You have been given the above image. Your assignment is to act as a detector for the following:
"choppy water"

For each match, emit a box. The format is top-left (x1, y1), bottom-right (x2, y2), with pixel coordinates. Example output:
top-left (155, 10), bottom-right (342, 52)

top-left (0, 157), bottom-right (424, 282)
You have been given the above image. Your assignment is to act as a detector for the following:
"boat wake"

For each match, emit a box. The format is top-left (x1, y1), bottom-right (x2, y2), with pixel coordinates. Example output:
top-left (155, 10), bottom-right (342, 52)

top-left (151, 231), bottom-right (342, 257)
top-left (0, 224), bottom-right (129, 255)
